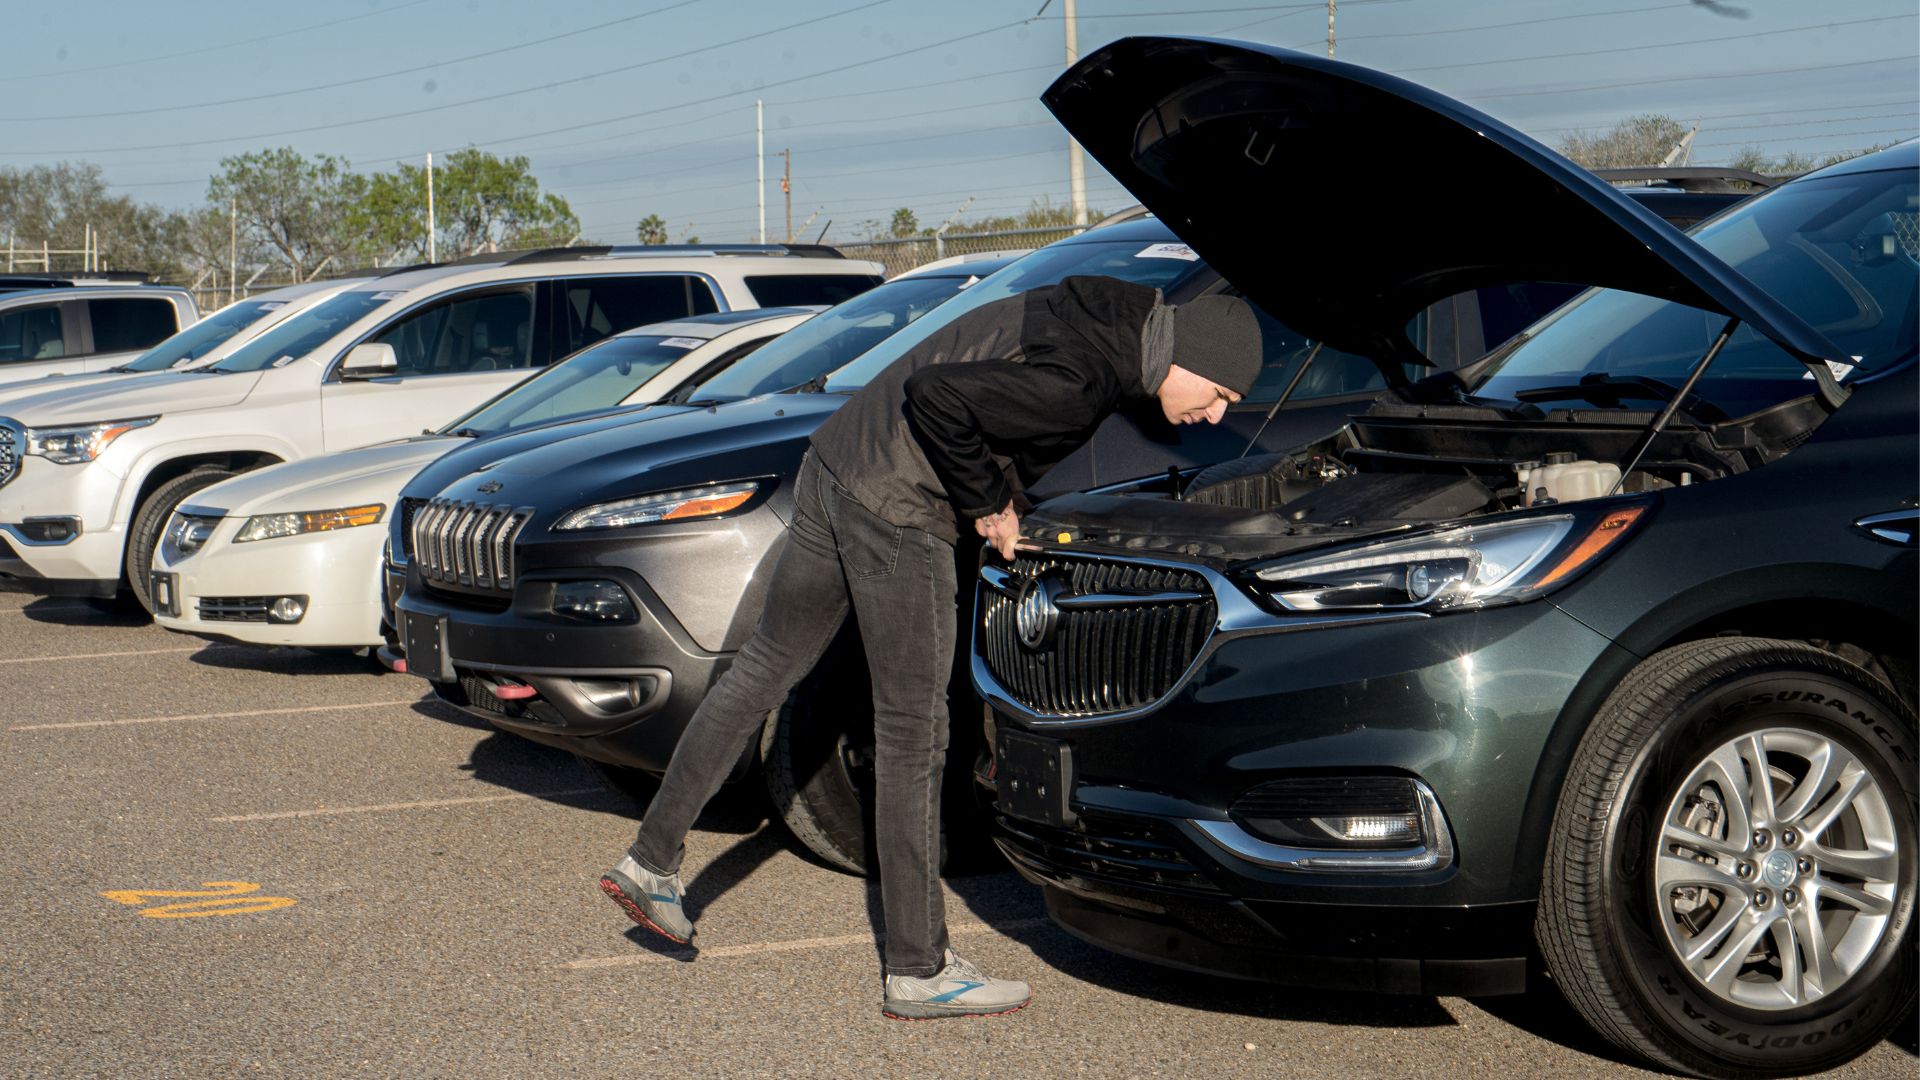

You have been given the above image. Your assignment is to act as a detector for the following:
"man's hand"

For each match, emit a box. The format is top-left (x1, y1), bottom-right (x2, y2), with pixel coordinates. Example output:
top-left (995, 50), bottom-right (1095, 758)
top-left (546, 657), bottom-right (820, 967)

top-left (975, 502), bottom-right (1022, 561)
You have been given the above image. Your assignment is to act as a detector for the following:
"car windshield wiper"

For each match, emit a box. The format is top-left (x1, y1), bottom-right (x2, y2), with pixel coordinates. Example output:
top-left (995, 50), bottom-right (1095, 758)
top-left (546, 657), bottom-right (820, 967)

top-left (676, 397), bottom-right (735, 408)
top-left (443, 427), bottom-right (486, 438)
top-left (1512, 373), bottom-right (1729, 422)
top-left (795, 372), bottom-right (830, 393)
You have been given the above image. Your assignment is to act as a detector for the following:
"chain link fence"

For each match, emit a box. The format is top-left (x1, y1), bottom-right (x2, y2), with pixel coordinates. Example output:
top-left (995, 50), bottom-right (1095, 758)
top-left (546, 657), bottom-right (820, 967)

top-left (835, 224), bottom-right (1089, 277)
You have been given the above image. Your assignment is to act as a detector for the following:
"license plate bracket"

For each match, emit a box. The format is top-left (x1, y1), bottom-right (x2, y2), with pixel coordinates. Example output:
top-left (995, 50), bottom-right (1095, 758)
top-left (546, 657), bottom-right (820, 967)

top-left (402, 612), bottom-right (451, 682)
top-left (148, 572), bottom-right (179, 618)
top-left (995, 730), bottom-right (1076, 828)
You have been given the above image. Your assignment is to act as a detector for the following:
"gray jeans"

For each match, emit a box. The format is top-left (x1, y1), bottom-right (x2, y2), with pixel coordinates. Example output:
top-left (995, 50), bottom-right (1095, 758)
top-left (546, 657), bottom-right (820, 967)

top-left (630, 451), bottom-right (958, 977)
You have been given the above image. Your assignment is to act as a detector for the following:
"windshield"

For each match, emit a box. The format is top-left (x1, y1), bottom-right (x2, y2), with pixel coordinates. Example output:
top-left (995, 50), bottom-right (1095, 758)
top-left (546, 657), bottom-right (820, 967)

top-left (448, 334), bottom-right (713, 435)
top-left (211, 289), bottom-right (397, 373)
top-left (822, 238), bottom-right (1210, 392)
top-left (1476, 167), bottom-right (1919, 417)
top-left (693, 275), bottom-right (971, 402)
top-left (121, 298), bottom-right (287, 372)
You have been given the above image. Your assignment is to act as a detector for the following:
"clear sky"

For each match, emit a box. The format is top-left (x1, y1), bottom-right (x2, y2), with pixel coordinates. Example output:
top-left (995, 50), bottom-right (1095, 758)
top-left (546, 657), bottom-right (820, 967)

top-left (5, 0), bottom-right (1915, 246)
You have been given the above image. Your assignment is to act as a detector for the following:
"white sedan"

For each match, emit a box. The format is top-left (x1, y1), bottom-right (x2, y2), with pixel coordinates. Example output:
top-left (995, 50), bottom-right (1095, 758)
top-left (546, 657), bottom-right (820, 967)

top-left (148, 308), bottom-right (816, 651)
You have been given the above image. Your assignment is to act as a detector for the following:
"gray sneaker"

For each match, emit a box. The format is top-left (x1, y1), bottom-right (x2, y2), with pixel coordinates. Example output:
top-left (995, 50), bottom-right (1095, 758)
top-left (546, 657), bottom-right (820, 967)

top-left (598, 854), bottom-right (694, 944)
top-left (882, 948), bottom-right (1031, 1020)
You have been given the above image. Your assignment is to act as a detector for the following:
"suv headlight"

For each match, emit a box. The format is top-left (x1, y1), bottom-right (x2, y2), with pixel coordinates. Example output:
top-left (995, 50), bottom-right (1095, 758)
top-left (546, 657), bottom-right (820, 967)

top-left (555, 481), bottom-right (758, 531)
top-left (1245, 502), bottom-right (1650, 614)
top-left (25, 416), bottom-right (157, 463)
top-left (233, 503), bottom-right (385, 543)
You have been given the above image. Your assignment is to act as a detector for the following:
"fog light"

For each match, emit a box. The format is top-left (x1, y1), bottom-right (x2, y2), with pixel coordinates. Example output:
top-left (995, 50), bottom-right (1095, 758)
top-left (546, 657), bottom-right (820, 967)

top-left (1230, 776), bottom-right (1429, 850)
top-left (552, 580), bottom-right (637, 623)
top-left (18, 516), bottom-right (79, 543)
top-left (267, 596), bottom-right (307, 624)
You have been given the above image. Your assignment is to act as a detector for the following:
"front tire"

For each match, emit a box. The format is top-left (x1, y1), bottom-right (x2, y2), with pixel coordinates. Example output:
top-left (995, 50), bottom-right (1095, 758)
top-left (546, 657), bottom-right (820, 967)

top-left (127, 466), bottom-right (236, 616)
top-left (1539, 637), bottom-right (1916, 1078)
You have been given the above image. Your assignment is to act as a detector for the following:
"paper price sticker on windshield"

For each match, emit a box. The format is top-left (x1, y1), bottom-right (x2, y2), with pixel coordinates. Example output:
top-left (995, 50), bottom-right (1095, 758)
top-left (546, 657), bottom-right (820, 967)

top-left (258, 302), bottom-right (287, 311)
top-left (1803, 357), bottom-right (1860, 381)
top-left (1135, 243), bottom-right (1199, 261)
top-left (657, 337), bottom-right (706, 350)
top-left (371, 291), bottom-right (406, 300)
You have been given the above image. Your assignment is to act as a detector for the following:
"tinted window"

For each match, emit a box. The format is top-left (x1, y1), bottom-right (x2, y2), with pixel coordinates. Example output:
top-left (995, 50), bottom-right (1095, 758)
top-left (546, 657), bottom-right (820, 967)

top-left (744, 274), bottom-right (881, 307)
top-left (0, 303), bottom-right (63, 364)
top-left (373, 286), bottom-right (536, 376)
top-left (215, 290), bottom-right (395, 372)
top-left (87, 297), bottom-right (177, 353)
top-left (122, 298), bottom-right (284, 372)
top-left (694, 275), bottom-right (968, 402)
top-left (824, 242), bottom-right (1207, 392)
top-left (451, 334), bottom-right (713, 434)
top-left (559, 275), bottom-right (717, 357)
top-left (1478, 168), bottom-right (1919, 417)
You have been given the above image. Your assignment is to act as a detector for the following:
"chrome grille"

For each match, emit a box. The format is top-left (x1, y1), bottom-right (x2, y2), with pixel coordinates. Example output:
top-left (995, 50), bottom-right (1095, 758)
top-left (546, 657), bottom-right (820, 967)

top-left (0, 421), bottom-right (18, 490)
top-left (979, 554), bottom-right (1216, 718)
top-left (410, 498), bottom-right (528, 592)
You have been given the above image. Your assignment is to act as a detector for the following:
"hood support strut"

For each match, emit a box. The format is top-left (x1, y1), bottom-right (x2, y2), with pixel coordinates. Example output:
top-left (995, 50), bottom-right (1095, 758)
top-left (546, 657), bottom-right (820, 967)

top-left (1237, 342), bottom-right (1325, 460)
top-left (1612, 316), bottom-right (1739, 495)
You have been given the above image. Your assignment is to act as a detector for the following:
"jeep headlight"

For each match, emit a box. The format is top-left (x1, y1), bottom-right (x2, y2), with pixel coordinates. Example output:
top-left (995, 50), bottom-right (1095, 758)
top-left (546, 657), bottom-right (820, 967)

top-left (233, 503), bottom-right (385, 543)
top-left (1246, 503), bottom-right (1649, 614)
top-left (555, 481), bottom-right (758, 531)
top-left (25, 416), bottom-right (157, 463)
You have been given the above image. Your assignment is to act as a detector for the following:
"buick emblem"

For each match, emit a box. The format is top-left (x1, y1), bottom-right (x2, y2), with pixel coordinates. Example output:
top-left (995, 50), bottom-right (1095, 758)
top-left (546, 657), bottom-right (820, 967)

top-left (476, 480), bottom-right (504, 494)
top-left (1014, 572), bottom-right (1063, 651)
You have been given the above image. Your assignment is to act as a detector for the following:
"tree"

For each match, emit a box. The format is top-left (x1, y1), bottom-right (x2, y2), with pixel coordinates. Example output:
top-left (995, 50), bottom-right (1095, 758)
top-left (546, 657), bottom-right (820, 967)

top-left (635, 214), bottom-right (668, 245)
top-left (0, 161), bottom-right (193, 278)
top-left (1557, 114), bottom-right (1692, 169)
top-left (888, 208), bottom-right (919, 238)
top-left (1728, 143), bottom-right (1890, 177)
top-left (208, 148), bottom-right (370, 280)
top-left (354, 148), bottom-right (579, 261)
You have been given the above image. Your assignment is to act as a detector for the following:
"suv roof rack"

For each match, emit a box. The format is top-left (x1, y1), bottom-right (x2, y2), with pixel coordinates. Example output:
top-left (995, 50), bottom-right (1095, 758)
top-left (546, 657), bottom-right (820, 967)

top-left (1591, 167), bottom-right (1779, 193)
top-left (436, 243), bottom-right (853, 268)
top-left (0, 271), bottom-right (155, 287)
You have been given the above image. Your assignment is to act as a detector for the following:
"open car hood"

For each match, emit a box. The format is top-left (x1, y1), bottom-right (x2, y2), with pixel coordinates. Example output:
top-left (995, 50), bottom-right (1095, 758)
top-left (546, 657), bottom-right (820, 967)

top-left (1044, 37), bottom-right (1853, 375)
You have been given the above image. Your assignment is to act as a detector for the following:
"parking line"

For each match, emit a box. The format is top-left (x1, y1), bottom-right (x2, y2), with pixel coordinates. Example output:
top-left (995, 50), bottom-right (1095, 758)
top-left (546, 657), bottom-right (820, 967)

top-left (561, 918), bottom-right (1052, 970)
top-left (211, 787), bottom-right (604, 822)
top-left (10, 698), bottom-right (422, 732)
top-left (0, 646), bottom-right (201, 666)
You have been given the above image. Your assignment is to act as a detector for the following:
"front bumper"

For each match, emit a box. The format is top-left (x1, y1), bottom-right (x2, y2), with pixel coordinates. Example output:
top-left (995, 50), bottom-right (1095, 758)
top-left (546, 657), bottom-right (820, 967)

top-left (152, 519), bottom-right (387, 648)
top-left (978, 570), bottom-right (1620, 987)
top-left (392, 561), bottom-right (726, 773)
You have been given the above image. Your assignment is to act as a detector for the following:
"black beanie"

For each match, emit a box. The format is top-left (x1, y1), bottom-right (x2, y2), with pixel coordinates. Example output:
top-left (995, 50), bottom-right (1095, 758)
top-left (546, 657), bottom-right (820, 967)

top-left (1170, 294), bottom-right (1263, 397)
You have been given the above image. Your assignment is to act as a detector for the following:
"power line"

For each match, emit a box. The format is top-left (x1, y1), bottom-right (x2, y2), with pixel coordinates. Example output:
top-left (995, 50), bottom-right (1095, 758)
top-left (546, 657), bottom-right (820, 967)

top-left (1397, 13), bottom-right (1915, 75)
top-left (1694, 126), bottom-right (1917, 151)
top-left (1525, 98), bottom-right (1920, 134)
top-left (0, 0), bottom-right (895, 157)
top-left (1678, 110), bottom-right (1917, 136)
top-left (1466, 53), bottom-right (1917, 102)
top-left (0, 0), bottom-right (439, 85)
top-left (1312, 2), bottom-right (1694, 43)
top-left (0, 1), bottom-right (705, 123)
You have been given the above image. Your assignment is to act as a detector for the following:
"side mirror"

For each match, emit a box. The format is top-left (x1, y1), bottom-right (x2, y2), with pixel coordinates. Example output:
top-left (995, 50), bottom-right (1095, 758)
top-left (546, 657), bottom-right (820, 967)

top-left (340, 342), bottom-right (398, 380)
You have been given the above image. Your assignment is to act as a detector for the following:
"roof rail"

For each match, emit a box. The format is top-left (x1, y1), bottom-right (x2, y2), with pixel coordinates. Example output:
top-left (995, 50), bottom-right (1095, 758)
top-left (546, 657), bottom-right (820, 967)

top-left (1088, 204), bottom-right (1152, 230)
top-left (0, 270), bottom-right (154, 286)
top-left (1591, 167), bottom-right (1778, 193)
top-left (431, 243), bottom-right (856, 267)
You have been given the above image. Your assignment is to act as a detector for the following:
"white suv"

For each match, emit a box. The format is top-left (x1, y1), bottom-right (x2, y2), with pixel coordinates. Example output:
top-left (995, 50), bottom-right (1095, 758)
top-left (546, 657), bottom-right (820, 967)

top-left (0, 276), bottom-right (200, 385)
top-left (0, 245), bottom-right (881, 608)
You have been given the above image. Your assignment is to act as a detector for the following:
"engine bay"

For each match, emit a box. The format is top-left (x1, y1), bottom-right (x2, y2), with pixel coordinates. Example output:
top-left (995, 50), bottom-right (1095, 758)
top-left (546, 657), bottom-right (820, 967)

top-left (1025, 391), bottom-right (1831, 563)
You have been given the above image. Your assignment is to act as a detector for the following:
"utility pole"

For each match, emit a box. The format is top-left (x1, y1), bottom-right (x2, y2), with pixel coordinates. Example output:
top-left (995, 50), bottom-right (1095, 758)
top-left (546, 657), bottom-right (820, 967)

top-left (756, 100), bottom-right (767, 244)
top-left (425, 152), bottom-right (437, 263)
top-left (1064, 0), bottom-right (1087, 226)
top-left (1328, 0), bottom-right (1336, 58)
top-left (227, 198), bottom-right (237, 303)
top-left (780, 149), bottom-right (792, 243)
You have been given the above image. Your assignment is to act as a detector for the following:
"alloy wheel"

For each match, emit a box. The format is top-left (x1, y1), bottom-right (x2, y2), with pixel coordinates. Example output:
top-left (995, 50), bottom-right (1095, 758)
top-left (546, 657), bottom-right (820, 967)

top-left (1656, 726), bottom-right (1900, 1010)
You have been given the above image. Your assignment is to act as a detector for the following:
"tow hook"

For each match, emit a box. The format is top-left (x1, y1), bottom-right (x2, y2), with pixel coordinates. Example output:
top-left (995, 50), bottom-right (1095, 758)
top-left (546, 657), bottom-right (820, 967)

top-left (490, 680), bottom-right (538, 701)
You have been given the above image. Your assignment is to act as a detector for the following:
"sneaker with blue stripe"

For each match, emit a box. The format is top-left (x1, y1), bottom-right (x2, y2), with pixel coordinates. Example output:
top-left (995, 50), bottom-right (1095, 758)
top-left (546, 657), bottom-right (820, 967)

top-left (882, 948), bottom-right (1030, 1020)
top-left (598, 854), bottom-right (694, 944)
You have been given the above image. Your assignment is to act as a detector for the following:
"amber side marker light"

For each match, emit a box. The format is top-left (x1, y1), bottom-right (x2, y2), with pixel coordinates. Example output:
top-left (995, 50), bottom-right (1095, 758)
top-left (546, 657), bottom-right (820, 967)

top-left (660, 489), bottom-right (755, 521)
top-left (1536, 505), bottom-right (1648, 587)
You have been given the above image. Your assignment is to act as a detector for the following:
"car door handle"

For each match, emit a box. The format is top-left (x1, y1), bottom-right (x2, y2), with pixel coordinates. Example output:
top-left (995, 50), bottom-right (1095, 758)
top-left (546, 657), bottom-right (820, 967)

top-left (1853, 507), bottom-right (1919, 546)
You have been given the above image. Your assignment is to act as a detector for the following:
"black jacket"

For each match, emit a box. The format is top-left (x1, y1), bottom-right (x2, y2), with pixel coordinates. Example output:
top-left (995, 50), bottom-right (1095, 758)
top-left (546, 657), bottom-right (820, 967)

top-left (809, 275), bottom-right (1160, 544)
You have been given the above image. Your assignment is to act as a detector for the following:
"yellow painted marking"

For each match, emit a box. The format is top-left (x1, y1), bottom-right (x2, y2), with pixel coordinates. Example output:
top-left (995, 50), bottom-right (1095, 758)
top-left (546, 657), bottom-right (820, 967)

top-left (562, 917), bottom-right (1049, 969)
top-left (100, 881), bottom-right (297, 919)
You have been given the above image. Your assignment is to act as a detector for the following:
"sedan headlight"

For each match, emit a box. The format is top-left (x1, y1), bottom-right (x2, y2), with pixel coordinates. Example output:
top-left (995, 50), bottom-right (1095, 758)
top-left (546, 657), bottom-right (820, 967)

top-left (25, 416), bottom-right (157, 463)
top-left (555, 481), bottom-right (759, 531)
top-left (1246, 502), bottom-right (1650, 614)
top-left (233, 503), bottom-right (385, 544)
top-left (166, 512), bottom-right (219, 556)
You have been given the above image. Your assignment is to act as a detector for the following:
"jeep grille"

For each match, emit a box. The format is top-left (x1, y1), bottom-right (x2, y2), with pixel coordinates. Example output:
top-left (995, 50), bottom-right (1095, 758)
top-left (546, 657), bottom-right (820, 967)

top-left (410, 498), bottom-right (529, 593)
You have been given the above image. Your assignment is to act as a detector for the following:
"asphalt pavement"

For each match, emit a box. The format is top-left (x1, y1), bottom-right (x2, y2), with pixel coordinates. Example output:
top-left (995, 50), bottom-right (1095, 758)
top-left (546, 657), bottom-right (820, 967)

top-left (2, 586), bottom-right (1913, 1079)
